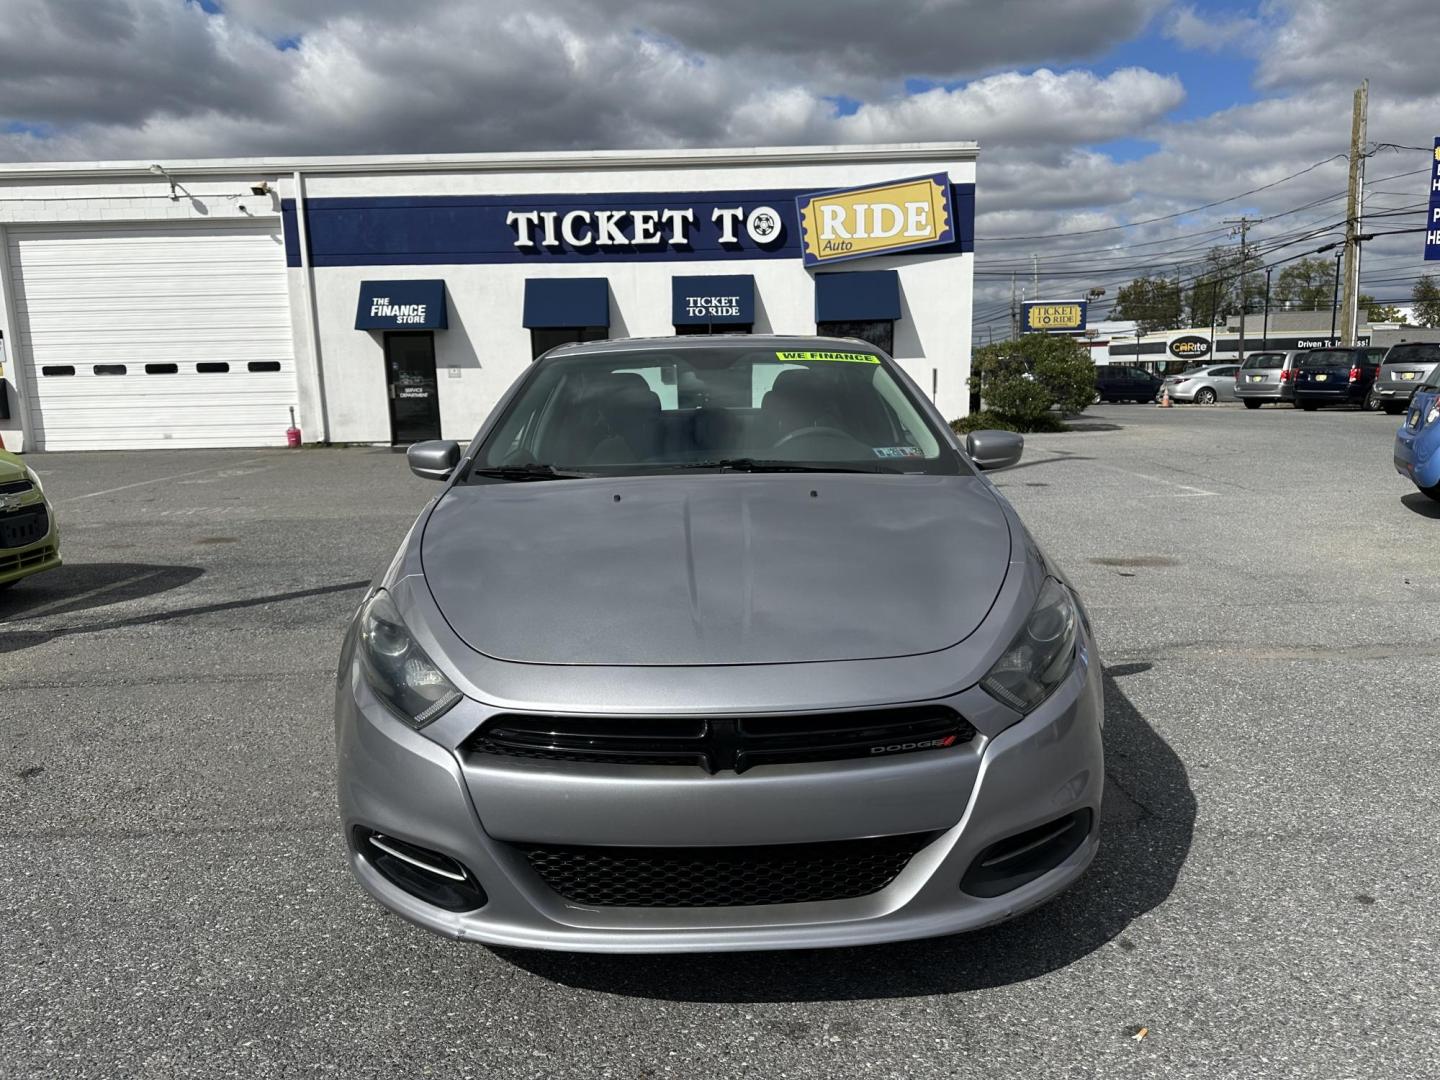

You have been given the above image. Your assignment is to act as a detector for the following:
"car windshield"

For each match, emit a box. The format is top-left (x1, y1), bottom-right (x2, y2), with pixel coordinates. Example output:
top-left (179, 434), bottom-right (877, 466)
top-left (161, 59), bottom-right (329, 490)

top-left (471, 343), bottom-right (963, 478)
top-left (1297, 350), bottom-right (1352, 369)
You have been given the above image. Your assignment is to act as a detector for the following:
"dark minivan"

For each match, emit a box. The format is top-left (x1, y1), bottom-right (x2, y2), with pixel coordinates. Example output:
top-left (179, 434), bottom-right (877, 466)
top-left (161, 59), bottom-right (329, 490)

top-left (1292, 347), bottom-right (1383, 411)
top-left (1094, 364), bottom-right (1161, 403)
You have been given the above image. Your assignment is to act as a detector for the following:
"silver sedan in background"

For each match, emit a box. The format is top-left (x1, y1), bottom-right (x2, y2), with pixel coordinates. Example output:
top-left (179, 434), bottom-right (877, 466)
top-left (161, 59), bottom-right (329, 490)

top-left (1163, 365), bottom-right (1240, 404)
top-left (335, 335), bottom-right (1104, 953)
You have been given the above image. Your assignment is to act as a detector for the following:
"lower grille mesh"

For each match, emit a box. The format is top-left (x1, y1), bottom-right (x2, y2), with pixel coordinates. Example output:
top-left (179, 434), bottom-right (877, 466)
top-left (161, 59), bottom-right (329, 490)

top-left (520, 832), bottom-right (934, 908)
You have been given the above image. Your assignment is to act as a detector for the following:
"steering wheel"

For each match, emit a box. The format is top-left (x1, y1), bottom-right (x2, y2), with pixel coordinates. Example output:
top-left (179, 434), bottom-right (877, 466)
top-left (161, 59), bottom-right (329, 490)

top-left (772, 425), bottom-right (870, 452)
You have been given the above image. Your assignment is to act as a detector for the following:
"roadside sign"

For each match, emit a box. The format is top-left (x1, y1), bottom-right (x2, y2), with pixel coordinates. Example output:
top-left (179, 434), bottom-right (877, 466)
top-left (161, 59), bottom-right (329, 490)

top-left (1021, 300), bottom-right (1087, 332)
top-left (1426, 138), bottom-right (1440, 261)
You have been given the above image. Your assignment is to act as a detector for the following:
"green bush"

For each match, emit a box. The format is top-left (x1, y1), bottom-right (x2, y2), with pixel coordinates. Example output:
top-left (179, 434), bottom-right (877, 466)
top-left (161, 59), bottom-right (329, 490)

top-left (951, 410), bottom-right (1066, 435)
top-left (960, 334), bottom-right (1096, 432)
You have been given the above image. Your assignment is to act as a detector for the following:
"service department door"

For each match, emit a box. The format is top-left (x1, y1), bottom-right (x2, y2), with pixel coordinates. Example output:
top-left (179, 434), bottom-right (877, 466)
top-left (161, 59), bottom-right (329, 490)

top-left (7, 221), bottom-right (298, 450)
top-left (385, 332), bottom-right (440, 444)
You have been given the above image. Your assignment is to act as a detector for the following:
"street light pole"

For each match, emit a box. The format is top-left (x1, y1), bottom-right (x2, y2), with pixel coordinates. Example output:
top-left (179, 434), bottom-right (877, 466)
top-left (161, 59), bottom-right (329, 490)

top-left (1329, 252), bottom-right (1343, 344)
top-left (1262, 268), bottom-right (1271, 349)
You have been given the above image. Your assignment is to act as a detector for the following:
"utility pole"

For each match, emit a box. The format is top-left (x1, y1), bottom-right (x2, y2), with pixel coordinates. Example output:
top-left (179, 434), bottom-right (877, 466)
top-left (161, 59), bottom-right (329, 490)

top-left (1010, 272), bottom-right (1019, 340)
top-left (1223, 215), bottom-right (1255, 360)
top-left (1031, 253), bottom-right (1039, 300)
top-left (1339, 79), bottom-right (1368, 346)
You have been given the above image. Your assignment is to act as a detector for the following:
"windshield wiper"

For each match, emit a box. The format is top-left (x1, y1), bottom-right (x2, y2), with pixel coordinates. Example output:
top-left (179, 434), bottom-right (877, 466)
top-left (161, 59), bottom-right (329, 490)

top-left (670, 458), bottom-right (898, 474)
top-left (470, 463), bottom-right (590, 482)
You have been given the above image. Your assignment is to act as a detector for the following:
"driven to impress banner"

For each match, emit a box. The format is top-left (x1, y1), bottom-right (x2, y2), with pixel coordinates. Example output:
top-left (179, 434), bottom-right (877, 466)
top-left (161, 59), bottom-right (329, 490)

top-left (796, 174), bottom-right (955, 267)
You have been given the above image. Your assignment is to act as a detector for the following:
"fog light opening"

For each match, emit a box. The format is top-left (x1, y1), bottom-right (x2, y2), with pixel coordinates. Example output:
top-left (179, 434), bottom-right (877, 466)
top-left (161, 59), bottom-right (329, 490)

top-left (353, 827), bottom-right (487, 912)
top-left (959, 809), bottom-right (1093, 898)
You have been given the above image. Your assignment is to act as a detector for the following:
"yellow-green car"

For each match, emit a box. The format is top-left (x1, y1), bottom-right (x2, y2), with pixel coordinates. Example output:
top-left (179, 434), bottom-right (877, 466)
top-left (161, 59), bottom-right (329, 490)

top-left (0, 449), bottom-right (61, 589)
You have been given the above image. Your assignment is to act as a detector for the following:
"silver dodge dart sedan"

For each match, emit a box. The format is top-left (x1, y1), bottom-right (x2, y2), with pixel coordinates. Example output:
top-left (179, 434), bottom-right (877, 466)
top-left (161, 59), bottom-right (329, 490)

top-left (335, 335), bottom-right (1103, 953)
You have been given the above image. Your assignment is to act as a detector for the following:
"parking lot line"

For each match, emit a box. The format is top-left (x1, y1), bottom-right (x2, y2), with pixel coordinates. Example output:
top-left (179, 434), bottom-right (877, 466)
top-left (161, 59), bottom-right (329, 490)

top-left (55, 458), bottom-right (267, 504)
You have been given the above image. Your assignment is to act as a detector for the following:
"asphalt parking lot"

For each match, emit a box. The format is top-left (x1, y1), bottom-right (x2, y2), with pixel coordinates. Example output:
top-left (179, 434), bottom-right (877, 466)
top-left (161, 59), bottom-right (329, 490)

top-left (3, 404), bottom-right (1438, 1080)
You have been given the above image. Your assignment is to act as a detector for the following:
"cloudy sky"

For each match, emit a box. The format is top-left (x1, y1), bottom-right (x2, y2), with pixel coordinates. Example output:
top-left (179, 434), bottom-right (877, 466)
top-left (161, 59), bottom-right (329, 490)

top-left (2, 0), bottom-right (1437, 332)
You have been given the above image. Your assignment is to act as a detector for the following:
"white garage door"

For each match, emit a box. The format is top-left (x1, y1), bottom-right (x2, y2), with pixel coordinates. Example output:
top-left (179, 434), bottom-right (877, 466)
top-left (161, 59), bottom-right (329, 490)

top-left (8, 221), bottom-right (299, 450)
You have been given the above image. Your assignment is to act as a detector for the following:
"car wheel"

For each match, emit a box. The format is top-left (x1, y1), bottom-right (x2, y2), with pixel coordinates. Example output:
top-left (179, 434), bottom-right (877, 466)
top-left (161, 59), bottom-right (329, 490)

top-left (1362, 391), bottom-right (1380, 411)
top-left (1423, 483), bottom-right (1440, 504)
top-left (1195, 387), bottom-right (1217, 405)
top-left (1383, 402), bottom-right (1405, 416)
top-left (1093, 391), bottom-right (1102, 405)
top-left (1243, 399), bottom-right (1262, 410)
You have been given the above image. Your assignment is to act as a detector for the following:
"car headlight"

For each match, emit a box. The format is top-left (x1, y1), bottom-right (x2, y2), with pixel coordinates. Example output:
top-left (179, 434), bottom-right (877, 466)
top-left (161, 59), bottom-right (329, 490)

top-left (356, 590), bottom-right (463, 728)
top-left (979, 577), bottom-right (1079, 714)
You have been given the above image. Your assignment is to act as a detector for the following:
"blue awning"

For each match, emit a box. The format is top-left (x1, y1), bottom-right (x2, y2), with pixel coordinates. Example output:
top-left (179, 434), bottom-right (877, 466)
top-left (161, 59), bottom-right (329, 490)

top-left (355, 280), bottom-right (447, 330)
top-left (522, 278), bottom-right (611, 328)
top-left (672, 274), bottom-right (755, 326)
top-left (814, 270), bottom-right (901, 323)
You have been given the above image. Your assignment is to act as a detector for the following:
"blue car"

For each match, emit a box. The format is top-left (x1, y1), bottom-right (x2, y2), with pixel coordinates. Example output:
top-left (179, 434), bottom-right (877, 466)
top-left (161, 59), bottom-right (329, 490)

top-left (1393, 378), bottom-right (1440, 502)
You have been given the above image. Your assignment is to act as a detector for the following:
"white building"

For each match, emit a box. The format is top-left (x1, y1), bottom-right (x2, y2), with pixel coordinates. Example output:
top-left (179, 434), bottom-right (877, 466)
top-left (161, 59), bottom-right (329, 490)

top-left (0, 143), bottom-right (978, 452)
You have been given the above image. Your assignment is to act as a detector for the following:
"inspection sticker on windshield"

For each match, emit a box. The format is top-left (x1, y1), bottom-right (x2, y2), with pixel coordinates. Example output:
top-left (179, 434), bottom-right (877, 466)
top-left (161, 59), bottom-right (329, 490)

top-left (874, 446), bottom-right (923, 458)
top-left (775, 350), bottom-right (879, 364)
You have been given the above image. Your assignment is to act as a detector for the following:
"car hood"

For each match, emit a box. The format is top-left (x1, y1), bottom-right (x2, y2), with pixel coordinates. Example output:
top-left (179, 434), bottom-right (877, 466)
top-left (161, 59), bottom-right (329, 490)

top-left (0, 450), bottom-right (26, 482)
top-left (420, 472), bottom-right (1013, 667)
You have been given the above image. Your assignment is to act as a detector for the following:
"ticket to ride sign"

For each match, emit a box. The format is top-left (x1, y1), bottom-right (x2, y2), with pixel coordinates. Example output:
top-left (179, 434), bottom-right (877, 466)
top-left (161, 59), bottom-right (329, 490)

top-left (1022, 300), bottom-right (1088, 332)
top-left (796, 174), bottom-right (954, 266)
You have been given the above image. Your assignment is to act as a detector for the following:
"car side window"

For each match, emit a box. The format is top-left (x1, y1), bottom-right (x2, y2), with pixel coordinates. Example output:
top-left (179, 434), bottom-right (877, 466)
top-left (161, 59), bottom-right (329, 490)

top-left (1213, 367), bottom-right (1238, 378)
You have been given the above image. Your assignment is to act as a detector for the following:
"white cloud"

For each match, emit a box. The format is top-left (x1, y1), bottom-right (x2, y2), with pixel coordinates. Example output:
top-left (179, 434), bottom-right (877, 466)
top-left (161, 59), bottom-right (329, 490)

top-left (1163, 4), bottom-right (1263, 52)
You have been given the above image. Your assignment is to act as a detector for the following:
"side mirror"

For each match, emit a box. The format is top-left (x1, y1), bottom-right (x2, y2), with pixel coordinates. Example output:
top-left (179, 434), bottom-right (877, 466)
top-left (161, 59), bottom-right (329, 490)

top-left (407, 440), bottom-right (461, 481)
top-left (965, 430), bottom-right (1024, 471)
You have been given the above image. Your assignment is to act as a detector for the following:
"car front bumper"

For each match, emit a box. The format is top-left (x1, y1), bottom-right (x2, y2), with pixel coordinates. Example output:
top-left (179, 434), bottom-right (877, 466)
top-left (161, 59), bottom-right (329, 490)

top-left (0, 500), bottom-right (62, 586)
top-left (336, 630), bottom-right (1105, 954)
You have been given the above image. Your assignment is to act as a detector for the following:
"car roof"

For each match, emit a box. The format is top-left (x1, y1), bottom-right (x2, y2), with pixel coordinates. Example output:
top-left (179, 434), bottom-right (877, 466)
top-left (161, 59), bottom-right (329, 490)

top-left (540, 334), bottom-right (885, 359)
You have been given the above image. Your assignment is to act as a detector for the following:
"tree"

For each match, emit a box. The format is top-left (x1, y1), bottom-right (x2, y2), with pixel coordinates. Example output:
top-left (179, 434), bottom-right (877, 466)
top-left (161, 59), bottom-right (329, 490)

top-left (1274, 256), bottom-right (1338, 310)
top-left (1413, 274), bottom-right (1440, 328)
top-left (1184, 245), bottom-right (1262, 326)
top-left (962, 333), bottom-right (1095, 432)
top-left (1113, 277), bottom-right (1183, 334)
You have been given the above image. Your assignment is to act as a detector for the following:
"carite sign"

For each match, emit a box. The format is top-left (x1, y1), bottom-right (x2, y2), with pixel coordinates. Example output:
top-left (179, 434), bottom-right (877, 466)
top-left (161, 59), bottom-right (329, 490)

top-left (1426, 138), bottom-right (1440, 261)
top-left (795, 174), bottom-right (954, 266)
top-left (1168, 335), bottom-right (1212, 359)
top-left (1022, 301), bottom-right (1087, 332)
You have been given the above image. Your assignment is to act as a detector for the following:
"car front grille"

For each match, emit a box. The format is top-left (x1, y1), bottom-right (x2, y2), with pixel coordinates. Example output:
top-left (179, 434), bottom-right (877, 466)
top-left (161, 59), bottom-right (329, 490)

top-left (0, 506), bottom-right (49, 550)
top-left (465, 707), bottom-right (976, 774)
top-left (519, 832), bottom-right (936, 907)
top-left (0, 479), bottom-right (35, 496)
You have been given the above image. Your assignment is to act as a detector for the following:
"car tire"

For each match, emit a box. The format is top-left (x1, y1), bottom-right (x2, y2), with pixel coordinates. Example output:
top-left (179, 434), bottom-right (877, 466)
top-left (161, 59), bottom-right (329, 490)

top-left (1363, 391), bottom-right (1380, 411)
top-left (1243, 399), bottom-right (1262, 410)
top-left (1195, 387), bottom-right (1217, 405)
top-left (1300, 402), bottom-right (1318, 411)
top-left (1383, 402), bottom-right (1405, 416)
top-left (1423, 484), bottom-right (1440, 504)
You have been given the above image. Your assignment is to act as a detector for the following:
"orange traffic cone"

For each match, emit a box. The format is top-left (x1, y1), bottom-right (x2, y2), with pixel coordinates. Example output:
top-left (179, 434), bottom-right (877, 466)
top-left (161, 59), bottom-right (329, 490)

top-left (1158, 387), bottom-right (1173, 408)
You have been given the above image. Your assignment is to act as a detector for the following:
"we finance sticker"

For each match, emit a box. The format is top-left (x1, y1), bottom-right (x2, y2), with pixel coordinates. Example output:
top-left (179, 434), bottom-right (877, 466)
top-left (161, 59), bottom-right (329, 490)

top-left (775, 350), bottom-right (880, 364)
